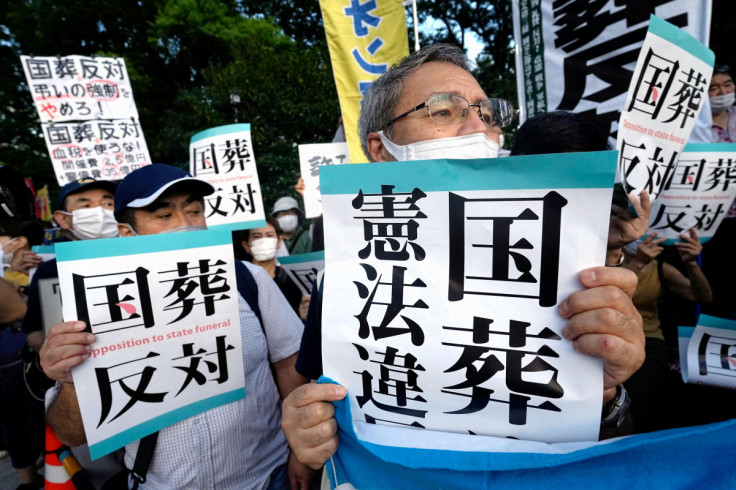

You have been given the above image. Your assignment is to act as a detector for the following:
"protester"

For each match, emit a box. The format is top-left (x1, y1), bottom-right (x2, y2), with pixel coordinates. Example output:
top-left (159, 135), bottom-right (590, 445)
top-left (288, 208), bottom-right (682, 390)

top-left (241, 216), bottom-right (307, 318)
top-left (710, 64), bottom-right (736, 143)
top-left (622, 230), bottom-right (712, 433)
top-left (282, 44), bottom-right (645, 472)
top-left (24, 177), bottom-right (119, 351)
top-left (272, 196), bottom-right (312, 255)
top-left (40, 164), bottom-right (312, 489)
top-left (0, 277), bottom-right (44, 489)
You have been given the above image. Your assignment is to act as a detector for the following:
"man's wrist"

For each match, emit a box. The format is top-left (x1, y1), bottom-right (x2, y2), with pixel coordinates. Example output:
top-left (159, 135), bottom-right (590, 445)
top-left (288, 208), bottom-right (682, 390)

top-left (601, 384), bottom-right (631, 429)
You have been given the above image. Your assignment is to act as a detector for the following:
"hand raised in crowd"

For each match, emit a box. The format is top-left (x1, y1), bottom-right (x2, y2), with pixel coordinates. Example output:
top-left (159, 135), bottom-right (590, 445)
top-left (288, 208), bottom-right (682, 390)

top-left (558, 266), bottom-right (645, 404)
top-left (40, 321), bottom-right (95, 383)
top-left (608, 190), bottom-right (651, 250)
top-left (295, 177), bottom-right (306, 197)
top-left (282, 383), bottom-right (346, 470)
top-left (633, 232), bottom-right (667, 264)
top-left (674, 228), bottom-right (703, 264)
top-left (10, 249), bottom-right (43, 275)
top-left (298, 295), bottom-right (311, 322)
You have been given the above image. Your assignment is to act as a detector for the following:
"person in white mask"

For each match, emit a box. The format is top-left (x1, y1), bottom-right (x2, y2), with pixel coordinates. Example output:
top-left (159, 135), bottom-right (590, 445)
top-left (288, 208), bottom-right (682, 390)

top-left (282, 44), bottom-right (647, 474)
top-left (242, 216), bottom-right (306, 317)
top-left (272, 195), bottom-right (313, 256)
top-left (40, 164), bottom-right (312, 489)
top-left (24, 178), bottom-right (118, 352)
top-left (710, 64), bottom-right (736, 143)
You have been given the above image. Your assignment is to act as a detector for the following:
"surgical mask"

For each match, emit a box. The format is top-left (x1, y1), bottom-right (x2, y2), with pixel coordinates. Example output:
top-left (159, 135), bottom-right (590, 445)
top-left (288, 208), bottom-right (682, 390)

top-left (378, 131), bottom-right (500, 161)
top-left (277, 215), bottom-right (299, 234)
top-left (64, 207), bottom-right (119, 240)
top-left (710, 92), bottom-right (735, 114)
top-left (249, 237), bottom-right (278, 261)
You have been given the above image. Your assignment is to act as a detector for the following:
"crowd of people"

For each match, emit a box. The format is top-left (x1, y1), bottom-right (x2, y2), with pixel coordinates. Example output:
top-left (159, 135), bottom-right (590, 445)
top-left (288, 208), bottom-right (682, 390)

top-left (0, 43), bottom-right (734, 489)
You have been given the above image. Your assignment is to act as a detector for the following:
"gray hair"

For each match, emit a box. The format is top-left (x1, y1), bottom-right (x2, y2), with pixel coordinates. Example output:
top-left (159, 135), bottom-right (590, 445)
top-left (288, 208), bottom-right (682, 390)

top-left (358, 43), bottom-right (473, 162)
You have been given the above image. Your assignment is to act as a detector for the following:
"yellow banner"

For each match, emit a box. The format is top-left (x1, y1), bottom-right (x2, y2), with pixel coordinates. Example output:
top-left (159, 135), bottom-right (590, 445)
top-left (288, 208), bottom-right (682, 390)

top-left (36, 184), bottom-right (52, 221)
top-left (320, 0), bottom-right (409, 163)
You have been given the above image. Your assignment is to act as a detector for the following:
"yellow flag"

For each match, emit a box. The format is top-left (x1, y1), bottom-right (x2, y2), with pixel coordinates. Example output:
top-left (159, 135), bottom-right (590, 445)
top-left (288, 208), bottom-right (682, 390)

top-left (36, 184), bottom-right (52, 221)
top-left (320, 0), bottom-right (409, 163)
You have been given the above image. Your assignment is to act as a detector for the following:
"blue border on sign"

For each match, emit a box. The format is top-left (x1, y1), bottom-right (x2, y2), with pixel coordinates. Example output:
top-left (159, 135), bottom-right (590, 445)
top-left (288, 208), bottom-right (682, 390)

top-left (56, 228), bottom-right (231, 261)
top-left (190, 124), bottom-right (252, 144)
top-left (684, 143), bottom-right (736, 152)
top-left (88, 388), bottom-right (246, 460)
top-left (648, 14), bottom-right (714, 66)
top-left (320, 151), bottom-right (617, 195)
top-left (278, 251), bottom-right (325, 264)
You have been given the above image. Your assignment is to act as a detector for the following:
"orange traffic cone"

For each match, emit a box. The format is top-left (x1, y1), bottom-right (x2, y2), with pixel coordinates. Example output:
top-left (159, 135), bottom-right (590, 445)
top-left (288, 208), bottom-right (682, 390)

top-left (44, 424), bottom-right (75, 490)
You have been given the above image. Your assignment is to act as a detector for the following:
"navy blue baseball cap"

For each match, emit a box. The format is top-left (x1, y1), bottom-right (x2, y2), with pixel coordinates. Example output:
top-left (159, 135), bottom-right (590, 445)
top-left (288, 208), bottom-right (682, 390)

top-left (56, 178), bottom-right (118, 210)
top-left (114, 164), bottom-right (214, 220)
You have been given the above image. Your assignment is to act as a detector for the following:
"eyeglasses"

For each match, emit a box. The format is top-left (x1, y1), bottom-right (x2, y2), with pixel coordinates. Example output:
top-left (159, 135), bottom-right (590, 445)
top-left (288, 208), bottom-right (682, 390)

top-left (383, 93), bottom-right (517, 131)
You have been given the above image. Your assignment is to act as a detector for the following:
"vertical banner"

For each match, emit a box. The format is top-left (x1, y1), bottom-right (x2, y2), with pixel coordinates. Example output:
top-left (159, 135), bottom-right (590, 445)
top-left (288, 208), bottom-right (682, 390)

top-left (298, 142), bottom-right (349, 218)
top-left (36, 184), bottom-right (52, 221)
top-left (680, 315), bottom-right (736, 389)
top-left (320, 151), bottom-right (618, 444)
top-left (649, 143), bottom-right (736, 243)
top-left (189, 124), bottom-right (266, 231)
top-left (20, 55), bottom-right (152, 185)
top-left (56, 230), bottom-right (245, 459)
top-left (277, 251), bottom-right (325, 296)
top-left (320, 0), bottom-right (409, 163)
top-left (616, 15), bottom-right (714, 200)
top-left (512, 1), bottom-right (712, 137)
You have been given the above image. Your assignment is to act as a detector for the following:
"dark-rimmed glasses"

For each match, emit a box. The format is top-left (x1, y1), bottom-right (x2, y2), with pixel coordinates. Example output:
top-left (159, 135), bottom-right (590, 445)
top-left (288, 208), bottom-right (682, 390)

top-left (382, 93), bottom-right (517, 131)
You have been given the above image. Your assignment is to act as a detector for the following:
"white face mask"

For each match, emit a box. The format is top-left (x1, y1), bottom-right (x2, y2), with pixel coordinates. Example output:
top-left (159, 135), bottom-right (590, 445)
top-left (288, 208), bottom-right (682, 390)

top-left (65, 207), bottom-right (120, 240)
top-left (277, 215), bottom-right (299, 234)
top-left (377, 131), bottom-right (500, 161)
top-left (249, 237), bottom-right (278, 261)
top-left (710, 92), bottom-right (735, 114)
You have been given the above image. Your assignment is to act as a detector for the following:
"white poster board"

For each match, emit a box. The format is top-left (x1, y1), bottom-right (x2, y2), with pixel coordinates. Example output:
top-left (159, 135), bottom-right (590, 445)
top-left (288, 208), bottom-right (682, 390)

top-left (298, 142), bottom-right (349, 218)
top-left (56, 229), bottom-right (244, 459)
top-left (320, 151), bottom-right (618, 444)
top-left (680, 315), bottom-right (736, 389)
top-left (278, 251), bottom-right (325, 296)
top-left (189, 124), bottom-right (266, 230)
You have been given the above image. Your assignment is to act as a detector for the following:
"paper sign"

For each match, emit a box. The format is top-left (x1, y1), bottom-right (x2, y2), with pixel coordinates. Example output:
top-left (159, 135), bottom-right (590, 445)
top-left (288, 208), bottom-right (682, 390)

top-left (189, 124), bottom-right (266, 231)
top-left (20, 55), bottom-right (139, 123)
top-left (278, 251), bottom-right (325, 296)
top-left (56, 229), bottom-right (245, 459)
top-left (41, 119), bottom-right (152, 185)
top-left (320, 151), bottom-right (618, 444)
top-left (298, 142), bottom-right (349, 218)
top-left (649, 143), bottom-right (736, 244)
top-left (616, 15), bottom-right (714, 200)
top-left (681, 315), bottom-right (736, 389)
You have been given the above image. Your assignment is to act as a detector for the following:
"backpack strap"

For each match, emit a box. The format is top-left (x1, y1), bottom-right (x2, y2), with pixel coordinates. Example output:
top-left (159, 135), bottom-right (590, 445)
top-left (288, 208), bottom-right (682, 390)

top-left (130, 431), bottom-right (159, 490)
top-left (234, 260), bottom-right (263, 329)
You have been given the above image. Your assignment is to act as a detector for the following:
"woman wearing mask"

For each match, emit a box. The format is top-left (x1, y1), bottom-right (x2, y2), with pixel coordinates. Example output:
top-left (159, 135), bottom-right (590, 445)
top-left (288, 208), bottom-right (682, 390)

top-left (241, 216), bottom-right (305, 317)
top-left (710, 65), bottom-right (736, 142)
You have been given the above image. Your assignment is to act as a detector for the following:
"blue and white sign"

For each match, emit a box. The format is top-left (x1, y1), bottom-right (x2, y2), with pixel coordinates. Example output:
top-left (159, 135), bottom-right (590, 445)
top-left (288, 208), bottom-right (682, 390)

top-left (320, 151), bottom-right (617, 445)
top-left (56, 229), bottom-right (245, 459)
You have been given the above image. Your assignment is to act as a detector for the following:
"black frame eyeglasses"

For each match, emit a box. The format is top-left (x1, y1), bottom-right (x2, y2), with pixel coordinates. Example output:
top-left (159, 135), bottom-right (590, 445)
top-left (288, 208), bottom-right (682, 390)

top-left (382, 93), bottom-right (517, 131)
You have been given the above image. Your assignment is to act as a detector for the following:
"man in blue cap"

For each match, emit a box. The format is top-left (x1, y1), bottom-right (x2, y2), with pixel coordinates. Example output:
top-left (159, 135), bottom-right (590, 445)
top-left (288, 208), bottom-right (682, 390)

top-left (40, 164), bottom-right (311, 489)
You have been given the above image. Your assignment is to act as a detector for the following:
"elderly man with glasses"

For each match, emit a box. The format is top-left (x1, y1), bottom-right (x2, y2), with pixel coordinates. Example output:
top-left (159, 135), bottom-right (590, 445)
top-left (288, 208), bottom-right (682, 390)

top-left (281, 44), bottom-right (645, 472)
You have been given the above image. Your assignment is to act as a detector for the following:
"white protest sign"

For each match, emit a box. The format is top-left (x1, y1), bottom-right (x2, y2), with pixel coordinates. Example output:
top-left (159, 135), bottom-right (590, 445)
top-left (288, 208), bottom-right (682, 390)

top-left (616, 15), bottom-right (714, 200)
top-left (512, 0), bottom-right (712, 141)
top-left (298, 142), bottom-right (349, 218)
top-left (189, 124), bottom-right (266, 230)
top-left (277, 251), bottom-right (325, 296)
top-left (20, 55), bottom-right (139, 122)
top-left (56, 229), bottom-right (244, 460)
top-left (681, 315), bottom-right (736, 389)
top-left (650, 143), bottom-right (736, 244)
top-left (320, 151), bottom-right (617, 444)
top-left (40, 120), bottom-right (152, 185)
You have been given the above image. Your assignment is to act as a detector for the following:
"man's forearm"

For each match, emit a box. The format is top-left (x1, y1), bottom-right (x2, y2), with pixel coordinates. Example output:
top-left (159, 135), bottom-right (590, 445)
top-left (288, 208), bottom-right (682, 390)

top-left (47, 383), bottom-right (87, 446)
top-left (274, 352), bottom-right (308, 399)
